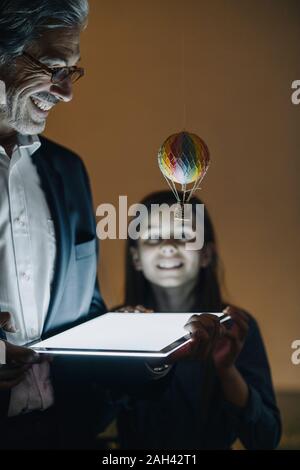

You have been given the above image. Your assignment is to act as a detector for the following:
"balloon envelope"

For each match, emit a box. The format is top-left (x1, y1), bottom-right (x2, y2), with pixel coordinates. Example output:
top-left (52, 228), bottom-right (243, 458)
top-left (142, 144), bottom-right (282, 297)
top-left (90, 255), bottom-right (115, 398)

top-left (158, 131), bottom-right (210, 185)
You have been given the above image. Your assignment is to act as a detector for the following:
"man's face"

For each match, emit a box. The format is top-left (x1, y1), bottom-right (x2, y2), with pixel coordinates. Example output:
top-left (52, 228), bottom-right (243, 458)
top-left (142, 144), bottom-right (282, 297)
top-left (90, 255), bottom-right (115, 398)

top-left (0, 27), bottom-right (81, 135)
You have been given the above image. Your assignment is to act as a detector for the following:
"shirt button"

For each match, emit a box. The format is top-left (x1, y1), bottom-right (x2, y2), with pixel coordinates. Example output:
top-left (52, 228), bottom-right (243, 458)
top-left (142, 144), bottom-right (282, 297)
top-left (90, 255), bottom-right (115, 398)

top-left (16, 217), bottom-right (26, 228)
top-left (21, 272), bottom-right (30, 281)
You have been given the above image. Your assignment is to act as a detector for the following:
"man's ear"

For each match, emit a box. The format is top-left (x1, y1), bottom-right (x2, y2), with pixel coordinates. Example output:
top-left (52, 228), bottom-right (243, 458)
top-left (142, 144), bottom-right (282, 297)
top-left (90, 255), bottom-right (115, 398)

top-left (200, 242), bottom-right (214, 268)
top-left (130, 246), bottom-right (142, 271)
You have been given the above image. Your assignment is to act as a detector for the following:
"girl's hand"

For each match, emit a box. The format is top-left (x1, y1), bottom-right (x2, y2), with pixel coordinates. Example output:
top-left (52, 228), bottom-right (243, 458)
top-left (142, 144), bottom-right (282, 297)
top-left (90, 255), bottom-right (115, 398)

top-left (167, 313), bottom-right (221, 363)
top-left (115, 305), bottom-right (153, 313)
top-left (212, 306), bottom-right (249, 372)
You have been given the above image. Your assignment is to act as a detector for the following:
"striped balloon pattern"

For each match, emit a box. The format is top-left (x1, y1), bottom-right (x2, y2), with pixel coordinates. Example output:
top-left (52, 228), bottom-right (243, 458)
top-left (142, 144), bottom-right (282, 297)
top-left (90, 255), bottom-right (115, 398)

top-left (158, 131), bottom-right (210, 185)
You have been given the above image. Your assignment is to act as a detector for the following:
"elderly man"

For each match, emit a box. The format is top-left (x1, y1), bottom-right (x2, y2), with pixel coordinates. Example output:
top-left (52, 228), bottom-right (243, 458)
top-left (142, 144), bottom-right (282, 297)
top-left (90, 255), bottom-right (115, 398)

top-left (0, 0), bottom-right (119, 449)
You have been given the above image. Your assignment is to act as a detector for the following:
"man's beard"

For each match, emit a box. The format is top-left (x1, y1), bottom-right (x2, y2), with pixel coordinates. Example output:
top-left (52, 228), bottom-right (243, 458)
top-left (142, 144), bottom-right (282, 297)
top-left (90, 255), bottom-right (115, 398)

top-left (5, 89), bottom-right (46, 135)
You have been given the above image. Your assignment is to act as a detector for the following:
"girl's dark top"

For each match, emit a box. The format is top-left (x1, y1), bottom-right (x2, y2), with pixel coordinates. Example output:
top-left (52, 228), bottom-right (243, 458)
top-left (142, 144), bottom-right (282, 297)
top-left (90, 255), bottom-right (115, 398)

top-left (117, 311), bottom-right (281, 449)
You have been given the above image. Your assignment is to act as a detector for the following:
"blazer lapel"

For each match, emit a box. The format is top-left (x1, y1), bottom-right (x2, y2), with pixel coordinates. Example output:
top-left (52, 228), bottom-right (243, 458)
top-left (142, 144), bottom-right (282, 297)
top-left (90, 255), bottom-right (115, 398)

top-left (31, 146), bottom-right (72, 337)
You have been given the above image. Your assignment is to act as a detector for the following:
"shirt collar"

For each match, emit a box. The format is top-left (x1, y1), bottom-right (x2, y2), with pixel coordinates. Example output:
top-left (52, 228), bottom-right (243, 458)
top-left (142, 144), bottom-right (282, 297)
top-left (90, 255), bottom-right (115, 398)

top-left (16, 134), bottom-right (41, 155)
top-left (0, 134), bottom-right (41, 158)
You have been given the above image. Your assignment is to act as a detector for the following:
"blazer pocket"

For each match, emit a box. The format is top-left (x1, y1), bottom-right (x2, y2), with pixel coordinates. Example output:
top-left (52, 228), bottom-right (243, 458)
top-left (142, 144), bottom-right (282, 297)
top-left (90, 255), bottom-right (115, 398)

top-left (75, 238), bottom-right (96, 260)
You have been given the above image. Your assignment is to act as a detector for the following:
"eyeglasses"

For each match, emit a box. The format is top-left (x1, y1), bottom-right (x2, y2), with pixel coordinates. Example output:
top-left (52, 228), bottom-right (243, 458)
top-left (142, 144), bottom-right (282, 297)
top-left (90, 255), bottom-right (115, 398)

top-left (22, 52), bottom-right (84, 84)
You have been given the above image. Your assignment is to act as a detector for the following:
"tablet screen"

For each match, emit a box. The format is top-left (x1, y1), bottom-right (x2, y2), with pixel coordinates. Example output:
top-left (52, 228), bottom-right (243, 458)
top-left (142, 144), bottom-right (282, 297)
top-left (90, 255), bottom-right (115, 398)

top-left (31, 312), bottom-right (225, 357)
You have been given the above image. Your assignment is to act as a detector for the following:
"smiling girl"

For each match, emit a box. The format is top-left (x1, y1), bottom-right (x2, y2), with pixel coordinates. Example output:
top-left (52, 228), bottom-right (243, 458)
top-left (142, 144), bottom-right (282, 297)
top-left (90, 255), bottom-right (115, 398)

top-left (117, 190), bottom-right (281, 450)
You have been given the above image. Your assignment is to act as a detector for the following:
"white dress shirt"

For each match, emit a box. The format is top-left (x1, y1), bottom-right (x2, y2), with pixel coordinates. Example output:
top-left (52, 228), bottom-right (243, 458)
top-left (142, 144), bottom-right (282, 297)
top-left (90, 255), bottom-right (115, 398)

top-left (0, 134), bottom-right (56, 416)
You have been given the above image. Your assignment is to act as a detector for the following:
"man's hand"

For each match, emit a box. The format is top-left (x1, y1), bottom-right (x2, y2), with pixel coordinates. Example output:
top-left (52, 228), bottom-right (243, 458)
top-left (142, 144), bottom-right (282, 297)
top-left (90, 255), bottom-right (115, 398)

top-left (212, 306), bottom-right (249, 372)
top-left (0, 311), bottom-right (17, 334)
top-left (0, 311), bottom-right (43, 391)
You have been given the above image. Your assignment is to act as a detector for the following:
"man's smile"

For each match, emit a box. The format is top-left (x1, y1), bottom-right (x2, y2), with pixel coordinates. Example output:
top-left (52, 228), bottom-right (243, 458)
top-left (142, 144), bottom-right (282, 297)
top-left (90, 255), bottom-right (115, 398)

top-left (30, 95), bottom-right (55, 113)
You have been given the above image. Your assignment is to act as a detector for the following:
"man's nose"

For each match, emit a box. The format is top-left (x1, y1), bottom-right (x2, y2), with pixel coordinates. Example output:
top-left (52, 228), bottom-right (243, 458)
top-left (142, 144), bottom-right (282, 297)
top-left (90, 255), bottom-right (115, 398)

top-left (50, 78), bottom-right (73, 102)
top-left (160, 241), bottom-right (178, 256)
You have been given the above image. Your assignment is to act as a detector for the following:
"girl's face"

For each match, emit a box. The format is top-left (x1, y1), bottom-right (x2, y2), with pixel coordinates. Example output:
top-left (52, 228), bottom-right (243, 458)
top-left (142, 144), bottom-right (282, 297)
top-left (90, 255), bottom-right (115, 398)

top-left (132, 206), bottom-right (210, 288)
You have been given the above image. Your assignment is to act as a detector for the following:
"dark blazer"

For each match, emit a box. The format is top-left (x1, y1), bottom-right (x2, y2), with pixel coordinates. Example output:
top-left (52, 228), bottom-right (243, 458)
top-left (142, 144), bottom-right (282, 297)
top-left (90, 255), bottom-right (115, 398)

top-left (0, 136), bottom-right (111, 446)
top-left (0, 136), bottom-right (160, 448)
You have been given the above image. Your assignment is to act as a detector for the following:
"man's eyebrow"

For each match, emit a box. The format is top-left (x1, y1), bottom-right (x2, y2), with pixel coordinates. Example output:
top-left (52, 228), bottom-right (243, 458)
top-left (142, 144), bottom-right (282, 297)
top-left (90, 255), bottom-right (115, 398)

top-left (39, 55), bottom-right (81, 66)
top-left (39, 56), bottom-right (67, 65)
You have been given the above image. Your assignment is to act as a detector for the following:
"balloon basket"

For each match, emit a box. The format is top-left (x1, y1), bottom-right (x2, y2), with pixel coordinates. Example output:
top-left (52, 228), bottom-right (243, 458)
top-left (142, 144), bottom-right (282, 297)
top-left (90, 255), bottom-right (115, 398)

top-left (174, 203), bottom-right (190, 221)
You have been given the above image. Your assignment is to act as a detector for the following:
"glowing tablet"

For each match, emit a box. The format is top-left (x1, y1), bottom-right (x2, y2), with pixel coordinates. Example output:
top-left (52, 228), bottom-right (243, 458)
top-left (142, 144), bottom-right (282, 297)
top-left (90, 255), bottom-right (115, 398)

top-left (31, 312), bottom-right (230, 358)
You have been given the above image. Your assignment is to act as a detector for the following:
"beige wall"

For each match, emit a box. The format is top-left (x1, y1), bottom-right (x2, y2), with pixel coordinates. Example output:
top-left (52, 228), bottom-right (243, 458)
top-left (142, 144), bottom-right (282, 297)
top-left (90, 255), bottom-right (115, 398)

top-left (44, 0), bottom-right (300, 390)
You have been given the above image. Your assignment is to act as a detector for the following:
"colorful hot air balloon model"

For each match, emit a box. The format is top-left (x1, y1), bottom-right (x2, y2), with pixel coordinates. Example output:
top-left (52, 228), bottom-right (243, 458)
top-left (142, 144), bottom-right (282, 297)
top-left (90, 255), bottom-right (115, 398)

top-left (157, 131), bottom-right (210, 219)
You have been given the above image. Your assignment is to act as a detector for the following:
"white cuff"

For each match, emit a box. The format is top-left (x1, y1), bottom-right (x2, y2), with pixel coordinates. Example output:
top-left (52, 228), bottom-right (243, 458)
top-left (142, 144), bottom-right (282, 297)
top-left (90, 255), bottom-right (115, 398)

top-left (0, 340), bottom-right (6, 365)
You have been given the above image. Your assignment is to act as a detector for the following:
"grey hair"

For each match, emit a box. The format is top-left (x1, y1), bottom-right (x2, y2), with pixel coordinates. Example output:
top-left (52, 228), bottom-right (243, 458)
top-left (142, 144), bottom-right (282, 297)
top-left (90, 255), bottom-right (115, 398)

top-left (0, 0), bottom-right (89, 65)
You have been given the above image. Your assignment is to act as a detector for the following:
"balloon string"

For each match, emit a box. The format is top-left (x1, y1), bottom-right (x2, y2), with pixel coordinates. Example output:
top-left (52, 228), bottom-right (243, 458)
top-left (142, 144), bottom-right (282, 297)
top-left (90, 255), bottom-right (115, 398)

top-left (182, 27), bottom-right (186, 130)
top-left (182, 183), bottom-right (187, 203)
top-left (162, 173), bottom-right (180, 202)
top-left (186, 164), bottom-right (210, 202)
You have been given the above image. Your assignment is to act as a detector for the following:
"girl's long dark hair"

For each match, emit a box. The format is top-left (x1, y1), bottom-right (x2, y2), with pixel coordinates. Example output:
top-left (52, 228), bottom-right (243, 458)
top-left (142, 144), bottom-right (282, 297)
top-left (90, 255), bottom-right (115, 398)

top-left (124, 190), bottom-right (225, 313)
top-left (121, 191), bottom-right (227, 449)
